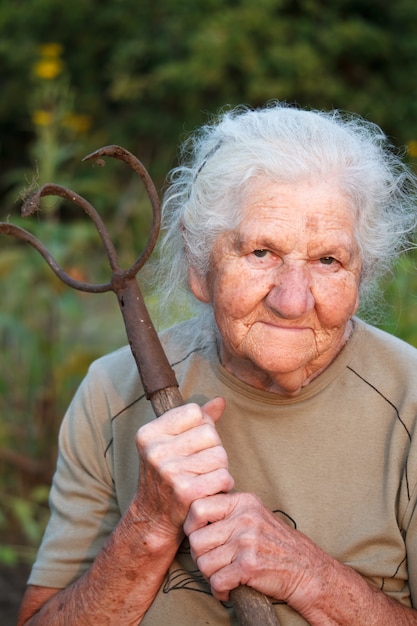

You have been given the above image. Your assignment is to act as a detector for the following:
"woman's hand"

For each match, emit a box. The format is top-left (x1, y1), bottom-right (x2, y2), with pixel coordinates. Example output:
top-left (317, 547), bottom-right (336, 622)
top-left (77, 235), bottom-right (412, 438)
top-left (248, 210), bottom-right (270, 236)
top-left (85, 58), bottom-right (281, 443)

top-left (134, 397), bottom-right (235, 541)
top-left (183, 491), bottom-right (330, 608)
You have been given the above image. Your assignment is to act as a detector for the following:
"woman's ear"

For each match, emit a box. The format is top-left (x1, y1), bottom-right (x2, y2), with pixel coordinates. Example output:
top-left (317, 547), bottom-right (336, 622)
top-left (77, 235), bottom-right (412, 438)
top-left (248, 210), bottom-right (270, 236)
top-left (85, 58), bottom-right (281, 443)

top-left (189, 266), bottom-right (211, 303)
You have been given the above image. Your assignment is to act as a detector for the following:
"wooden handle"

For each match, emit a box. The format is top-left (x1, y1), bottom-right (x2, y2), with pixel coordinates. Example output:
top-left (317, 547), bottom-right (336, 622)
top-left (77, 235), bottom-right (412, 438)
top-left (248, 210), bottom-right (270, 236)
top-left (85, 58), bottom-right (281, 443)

top-left (230, 585), bottom-right (280, 626)
top-left (118, 278), bottom-right (280, 625)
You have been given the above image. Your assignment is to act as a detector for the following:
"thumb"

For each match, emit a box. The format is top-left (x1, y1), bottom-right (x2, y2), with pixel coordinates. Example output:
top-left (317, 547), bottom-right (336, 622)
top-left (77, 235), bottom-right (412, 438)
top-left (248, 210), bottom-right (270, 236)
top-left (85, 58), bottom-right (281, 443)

top-left (201, 396), bottom-right (226, 425)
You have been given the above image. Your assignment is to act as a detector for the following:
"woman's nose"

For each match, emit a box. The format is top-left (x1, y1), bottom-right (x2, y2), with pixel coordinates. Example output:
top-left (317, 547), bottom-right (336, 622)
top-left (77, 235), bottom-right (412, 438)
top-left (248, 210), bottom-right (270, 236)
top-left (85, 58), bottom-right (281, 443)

top-left (265, 263), bottom-right (314, 319)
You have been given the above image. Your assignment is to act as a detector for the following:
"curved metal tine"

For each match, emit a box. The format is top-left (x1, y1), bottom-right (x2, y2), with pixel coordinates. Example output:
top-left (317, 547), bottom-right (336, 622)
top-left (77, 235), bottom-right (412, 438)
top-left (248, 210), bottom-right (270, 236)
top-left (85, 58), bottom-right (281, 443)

top-left (0, 222), bottom-right (112, 293)
top-left (82, 145), bottom-right (161, 279)
top-left (1, 146), bottom-right (160, 296)
top-left (22, 184), bottom-right (121, 274)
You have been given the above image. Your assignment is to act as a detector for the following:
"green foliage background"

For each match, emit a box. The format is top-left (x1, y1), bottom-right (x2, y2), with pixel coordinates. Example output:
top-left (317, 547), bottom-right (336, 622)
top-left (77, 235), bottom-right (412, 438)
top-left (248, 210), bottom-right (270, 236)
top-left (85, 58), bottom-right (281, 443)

top-left (1, 0), bottom-right (417, 564)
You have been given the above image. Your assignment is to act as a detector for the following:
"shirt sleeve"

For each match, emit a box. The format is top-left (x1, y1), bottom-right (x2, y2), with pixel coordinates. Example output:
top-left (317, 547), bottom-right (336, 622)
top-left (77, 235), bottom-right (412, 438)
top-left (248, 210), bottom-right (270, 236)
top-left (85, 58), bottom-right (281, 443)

top-left (405, 468), bottom-right (417, 608)
top-left (28, 363), bottom-right (122, 588)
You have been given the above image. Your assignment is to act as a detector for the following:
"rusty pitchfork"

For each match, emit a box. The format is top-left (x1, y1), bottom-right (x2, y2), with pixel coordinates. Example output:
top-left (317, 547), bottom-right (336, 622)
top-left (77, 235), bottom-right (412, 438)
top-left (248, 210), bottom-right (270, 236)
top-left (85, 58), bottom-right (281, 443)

top-left (0, 145), bottom-right (280, 626)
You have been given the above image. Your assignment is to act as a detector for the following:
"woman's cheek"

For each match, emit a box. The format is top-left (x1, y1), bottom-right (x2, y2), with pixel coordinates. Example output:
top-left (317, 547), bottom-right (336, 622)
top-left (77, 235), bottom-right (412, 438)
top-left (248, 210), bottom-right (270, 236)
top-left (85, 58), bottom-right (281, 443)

top-left (313, 274), bottom-right (359, 324)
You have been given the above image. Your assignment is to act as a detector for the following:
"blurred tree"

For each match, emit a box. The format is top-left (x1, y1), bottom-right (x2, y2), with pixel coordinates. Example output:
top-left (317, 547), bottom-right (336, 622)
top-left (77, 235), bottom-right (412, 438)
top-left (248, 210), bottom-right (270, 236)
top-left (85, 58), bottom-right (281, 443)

top-left (1, 0), bottom-right (417, 209)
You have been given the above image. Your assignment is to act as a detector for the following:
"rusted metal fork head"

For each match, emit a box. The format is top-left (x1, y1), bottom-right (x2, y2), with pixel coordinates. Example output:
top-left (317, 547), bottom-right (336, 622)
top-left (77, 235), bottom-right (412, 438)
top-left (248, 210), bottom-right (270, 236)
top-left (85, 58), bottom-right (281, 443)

top-left (0, 145), bottom-right (180, 414)
top-left (0, 145), bottom-right (280, 626)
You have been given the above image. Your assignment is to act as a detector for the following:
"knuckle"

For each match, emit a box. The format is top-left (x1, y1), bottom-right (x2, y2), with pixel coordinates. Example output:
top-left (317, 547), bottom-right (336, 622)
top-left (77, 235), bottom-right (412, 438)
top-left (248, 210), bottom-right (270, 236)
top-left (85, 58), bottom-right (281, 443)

top-left (209, 574), bottom-right (229, 599)
top-left (199, 422), bottom-right (220, 445)
top-left (217, 467), bottom-right (234, 487)
top-left (195, 554), bottom-right (210, 576)
top-left (212, 445), bottom-right (228, 464)
top-left (239, 546), bottom-right (259, 572)
top-left (189, 497), bottom-right (206, 520)
top-left (175, 402), bottom-right (203, 421)
top-left (146, 445), bottom-right (163, 469)
top-left (205, 446), bottom-right (229, 473)
top-left (136, 420), bottom-right (161, 450)
top-left (236, 492), bottom-right (262, 513)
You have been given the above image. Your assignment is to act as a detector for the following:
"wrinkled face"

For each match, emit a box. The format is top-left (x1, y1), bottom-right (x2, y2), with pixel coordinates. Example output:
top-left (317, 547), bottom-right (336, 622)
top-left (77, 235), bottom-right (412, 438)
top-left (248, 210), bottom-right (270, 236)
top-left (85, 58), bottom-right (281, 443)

top-left (190, 177), bottom-right (362, 395)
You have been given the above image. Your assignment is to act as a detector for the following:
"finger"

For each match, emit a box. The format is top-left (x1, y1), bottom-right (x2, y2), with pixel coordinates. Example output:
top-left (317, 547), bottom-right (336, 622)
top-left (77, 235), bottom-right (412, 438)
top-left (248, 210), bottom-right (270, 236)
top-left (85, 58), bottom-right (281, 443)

top-left (201, 396), bottom-right (226, 425)
top-left (136, 403), bottom-right (208, 454)
top-left (183, 468), bottom-right (235, 502)
top-left (138, 397), bottom-right (225, 444)
top-left (142, 422), bottom-right (224, 469)
top-left (157, 401), bottom-right (209, 434)
top-left (163, 396), bottom-right (225, 431)
top-left (184, 493), bottom-right (237, 535)
top-left (176, 445), bottom-right (229, 476)
top-left (170, 397), bottom-right (226, 455)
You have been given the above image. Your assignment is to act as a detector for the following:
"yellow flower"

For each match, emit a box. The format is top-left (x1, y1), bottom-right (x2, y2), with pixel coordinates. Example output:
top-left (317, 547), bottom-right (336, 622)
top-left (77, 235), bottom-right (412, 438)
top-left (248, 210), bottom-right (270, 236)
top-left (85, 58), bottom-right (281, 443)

top-left (407, 141), bottom-right (417, 158)
top-left (38, 43), bottom-right (63, 58)
top-left (33, 58), bottom-right (63, 80)
top-left (32, 110), bottom-right (53, 126)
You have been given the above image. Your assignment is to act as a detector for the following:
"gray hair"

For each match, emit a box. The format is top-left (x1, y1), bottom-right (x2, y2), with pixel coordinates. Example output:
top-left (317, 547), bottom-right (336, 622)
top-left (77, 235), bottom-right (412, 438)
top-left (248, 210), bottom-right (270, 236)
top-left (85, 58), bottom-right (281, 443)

top-left (153, 102), bottom-right (417, 332)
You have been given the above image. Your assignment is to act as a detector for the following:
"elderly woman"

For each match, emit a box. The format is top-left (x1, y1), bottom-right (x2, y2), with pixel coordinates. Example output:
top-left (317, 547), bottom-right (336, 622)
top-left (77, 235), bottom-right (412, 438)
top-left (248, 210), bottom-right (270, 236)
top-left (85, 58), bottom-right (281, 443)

top-left (19, 103), bottom-right (417, 625)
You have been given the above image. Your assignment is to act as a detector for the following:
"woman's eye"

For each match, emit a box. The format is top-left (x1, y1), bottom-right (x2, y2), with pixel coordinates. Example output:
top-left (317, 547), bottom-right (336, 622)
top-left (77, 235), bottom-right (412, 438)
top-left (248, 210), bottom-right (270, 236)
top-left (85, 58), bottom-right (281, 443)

top-left (253, 249), bottom-right (269, 258)
top-left (319, 256), bottom-right (336, 265)
top-left (247, 248), bottom-right (279, 268)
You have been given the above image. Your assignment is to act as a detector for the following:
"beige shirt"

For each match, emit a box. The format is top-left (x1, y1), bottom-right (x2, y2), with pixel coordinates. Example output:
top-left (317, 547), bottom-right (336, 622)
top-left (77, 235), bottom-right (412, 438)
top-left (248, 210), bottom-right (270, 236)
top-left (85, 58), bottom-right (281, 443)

top-left (29, 318), bottom-right (417, 624)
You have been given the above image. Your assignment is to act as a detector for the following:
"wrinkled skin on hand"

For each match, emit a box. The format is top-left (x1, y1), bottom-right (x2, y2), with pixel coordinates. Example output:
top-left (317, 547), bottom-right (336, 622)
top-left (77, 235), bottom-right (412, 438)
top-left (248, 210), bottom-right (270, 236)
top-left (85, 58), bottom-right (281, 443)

top-left (134, 397), bottom-right (235, 543)
top-left (184, 491), bottom-right (332, 611)
top-left (136, 397), bottom-right (329, 611)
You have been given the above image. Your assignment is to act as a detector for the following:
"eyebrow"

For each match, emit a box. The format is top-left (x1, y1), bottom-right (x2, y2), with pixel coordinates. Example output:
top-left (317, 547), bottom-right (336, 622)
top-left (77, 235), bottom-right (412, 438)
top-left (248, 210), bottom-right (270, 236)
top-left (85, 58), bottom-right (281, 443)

top-left (308, 240), bottom-right (357, 262)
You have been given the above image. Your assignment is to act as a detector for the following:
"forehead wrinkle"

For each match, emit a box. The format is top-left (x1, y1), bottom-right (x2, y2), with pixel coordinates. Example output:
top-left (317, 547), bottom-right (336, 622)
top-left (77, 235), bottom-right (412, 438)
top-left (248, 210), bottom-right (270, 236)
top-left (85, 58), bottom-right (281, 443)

top-left (235, 179), bottom-right (357, 254)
